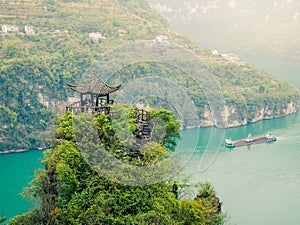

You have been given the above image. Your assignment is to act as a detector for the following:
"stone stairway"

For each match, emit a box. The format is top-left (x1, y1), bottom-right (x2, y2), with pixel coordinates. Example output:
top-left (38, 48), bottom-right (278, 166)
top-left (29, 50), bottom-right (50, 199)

top-left (133, 109), bottom-right (152, 141)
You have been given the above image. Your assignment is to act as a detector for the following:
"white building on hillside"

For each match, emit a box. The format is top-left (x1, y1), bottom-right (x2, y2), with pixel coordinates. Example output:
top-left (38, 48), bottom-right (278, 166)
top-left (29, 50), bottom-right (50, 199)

top-left (2, 25), bottom-right (19, 33)
top-left (155, 35), bottom-right (168, 43)
top-left (89, 32), bottom-right (106, 41)
top-left (25, 25), bottom-right (35, 35)
top-left (212, 50), bottom-right (219, 55)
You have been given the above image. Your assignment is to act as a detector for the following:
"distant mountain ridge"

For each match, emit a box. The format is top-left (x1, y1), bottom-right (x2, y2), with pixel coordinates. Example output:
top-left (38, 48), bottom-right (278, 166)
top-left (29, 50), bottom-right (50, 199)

top-left (148, 0), bottom-right (300, 59)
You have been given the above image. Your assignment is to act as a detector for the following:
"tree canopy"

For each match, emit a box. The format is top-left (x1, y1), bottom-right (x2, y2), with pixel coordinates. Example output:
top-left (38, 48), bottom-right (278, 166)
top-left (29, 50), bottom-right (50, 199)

top-left (8, 108), bottom-right (225, 225)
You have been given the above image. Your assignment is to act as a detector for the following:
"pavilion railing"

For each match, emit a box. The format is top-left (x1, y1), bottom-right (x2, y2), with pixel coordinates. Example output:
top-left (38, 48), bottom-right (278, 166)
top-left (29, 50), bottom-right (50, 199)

top-left (66, 101), bottom-right (111, 115)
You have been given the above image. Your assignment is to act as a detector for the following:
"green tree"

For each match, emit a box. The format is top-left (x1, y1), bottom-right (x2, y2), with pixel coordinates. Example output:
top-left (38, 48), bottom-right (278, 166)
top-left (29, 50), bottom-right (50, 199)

top-left (10, 109), bottom-right (224, 225)
top-left (180, 183), bottom-right (223, 225)
top-left (149, 108), bottom-right (181, 151)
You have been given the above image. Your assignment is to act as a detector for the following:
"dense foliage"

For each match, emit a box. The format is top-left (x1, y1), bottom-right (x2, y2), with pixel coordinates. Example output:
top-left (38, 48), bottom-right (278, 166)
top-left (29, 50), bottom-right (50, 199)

top-left (205, 59), bottom-right (299, 122)
top-left (0, 0), bottom-right (169, 151)
top-left (8, 109), bottom-right (225, 225)
top-left (0, 0), bottom-right (298, 151)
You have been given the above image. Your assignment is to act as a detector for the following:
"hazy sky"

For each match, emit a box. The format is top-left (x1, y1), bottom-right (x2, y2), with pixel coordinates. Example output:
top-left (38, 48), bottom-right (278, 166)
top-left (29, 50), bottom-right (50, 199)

top-left (148, 0), bottom-right (300, 58)
top-left (149, 0), bottom-right (299, 21)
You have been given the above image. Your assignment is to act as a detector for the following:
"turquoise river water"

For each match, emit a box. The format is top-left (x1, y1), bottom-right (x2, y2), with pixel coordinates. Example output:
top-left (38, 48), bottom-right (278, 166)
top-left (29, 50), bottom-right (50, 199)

top-left (177, 56), bottom-right (300, 225)
top-left (0, 56), bottom-right (299, 224)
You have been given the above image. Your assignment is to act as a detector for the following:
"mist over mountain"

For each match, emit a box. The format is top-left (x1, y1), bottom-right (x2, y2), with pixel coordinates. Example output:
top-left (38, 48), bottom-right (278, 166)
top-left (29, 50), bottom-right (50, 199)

top-left (148, 0), bottom-right (300, 59)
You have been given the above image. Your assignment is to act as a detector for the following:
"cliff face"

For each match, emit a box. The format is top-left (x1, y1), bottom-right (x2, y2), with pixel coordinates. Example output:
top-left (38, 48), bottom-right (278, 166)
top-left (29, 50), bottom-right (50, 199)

top-left (195, 101), bottom-right (299, 128)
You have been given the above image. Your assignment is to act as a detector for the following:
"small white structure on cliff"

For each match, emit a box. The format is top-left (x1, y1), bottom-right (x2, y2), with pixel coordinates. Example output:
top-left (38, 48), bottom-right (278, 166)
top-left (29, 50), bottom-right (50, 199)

top-left (89, 32), bottom-right (106, 41)
top-left (2, 25), bottom-right (19, 33)
top-left (155, 35), bottom-right (168, 42)
top-left (25, 25), bottom-right (35, 35)
top-left (212, 50), bottom-right (219, 55)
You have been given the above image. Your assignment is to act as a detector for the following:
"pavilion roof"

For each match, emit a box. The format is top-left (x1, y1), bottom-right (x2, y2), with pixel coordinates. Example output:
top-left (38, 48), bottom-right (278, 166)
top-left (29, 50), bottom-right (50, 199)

top-left (67, 72), bottom-right (121, 95)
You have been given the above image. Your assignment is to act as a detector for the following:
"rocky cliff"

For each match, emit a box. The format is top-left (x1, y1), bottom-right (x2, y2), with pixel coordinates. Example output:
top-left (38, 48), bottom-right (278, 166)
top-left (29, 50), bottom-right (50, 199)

top-left (189, 100), bottom-right (298, 129)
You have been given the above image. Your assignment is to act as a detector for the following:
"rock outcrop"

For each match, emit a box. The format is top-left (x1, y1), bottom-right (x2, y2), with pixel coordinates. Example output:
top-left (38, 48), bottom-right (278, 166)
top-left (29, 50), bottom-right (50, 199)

top-left (195, 101), bottom-right (299, 128)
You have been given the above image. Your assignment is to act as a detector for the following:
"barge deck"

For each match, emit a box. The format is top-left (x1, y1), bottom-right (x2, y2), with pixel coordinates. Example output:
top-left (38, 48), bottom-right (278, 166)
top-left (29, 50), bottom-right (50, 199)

top-left (225, 133), bottom-right (277, 148)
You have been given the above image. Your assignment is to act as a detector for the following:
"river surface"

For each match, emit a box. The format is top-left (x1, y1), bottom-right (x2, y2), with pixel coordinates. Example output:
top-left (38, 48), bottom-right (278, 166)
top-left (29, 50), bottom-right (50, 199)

top-left (177, 56), bottom-right (300, 225)
top-left (0, 150), bottom-right (44, 221)
top-left (0, 57), bottom-right (299, 224)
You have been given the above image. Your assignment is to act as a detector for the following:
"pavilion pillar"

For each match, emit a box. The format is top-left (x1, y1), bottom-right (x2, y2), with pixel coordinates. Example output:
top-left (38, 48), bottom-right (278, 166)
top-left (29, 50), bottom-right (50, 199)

top-left (80, 94), bottom-right (84, 112)
top-left (96, 96), bottom-right (99, 107)
top-left (91, 94), bottom-right (94, 106)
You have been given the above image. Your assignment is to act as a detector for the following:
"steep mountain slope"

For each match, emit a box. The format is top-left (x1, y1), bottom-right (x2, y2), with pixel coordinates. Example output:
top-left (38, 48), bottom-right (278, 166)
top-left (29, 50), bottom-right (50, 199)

top-left (0, 0), bottom-right (298, 151)
top-left (0, 0), bottom-right (170, 150)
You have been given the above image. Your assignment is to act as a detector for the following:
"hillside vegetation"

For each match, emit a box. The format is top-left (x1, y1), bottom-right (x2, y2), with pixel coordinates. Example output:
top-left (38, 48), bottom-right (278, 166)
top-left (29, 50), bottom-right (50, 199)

top-left (0, 0), bottom-right (299, 150)
top-left (8, 109), bottom-right (225, 225)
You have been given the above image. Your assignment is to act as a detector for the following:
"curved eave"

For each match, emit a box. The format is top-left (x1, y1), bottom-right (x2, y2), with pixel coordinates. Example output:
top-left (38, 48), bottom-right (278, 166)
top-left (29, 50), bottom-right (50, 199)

top-left (67, 83), bottom-right (121, 95)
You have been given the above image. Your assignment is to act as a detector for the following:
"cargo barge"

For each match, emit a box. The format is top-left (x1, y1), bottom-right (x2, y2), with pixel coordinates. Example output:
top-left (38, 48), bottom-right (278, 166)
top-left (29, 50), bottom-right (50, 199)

top-left (225, 133), bottom-right (277, 148)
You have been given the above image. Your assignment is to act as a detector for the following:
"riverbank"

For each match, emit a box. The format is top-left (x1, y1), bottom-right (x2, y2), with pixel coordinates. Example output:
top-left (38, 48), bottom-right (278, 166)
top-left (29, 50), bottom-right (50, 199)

top-left (184, 104), bottom-right (299, 130)
top-left (1, 105), bottom-right (299, 156)
top-left (0, 147), bottom-right (48, 155)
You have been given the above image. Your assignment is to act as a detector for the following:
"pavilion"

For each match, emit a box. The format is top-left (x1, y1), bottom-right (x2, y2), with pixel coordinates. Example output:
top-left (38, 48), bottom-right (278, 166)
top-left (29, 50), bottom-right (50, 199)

top-left (66, 70), bottom-right (121, 114)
